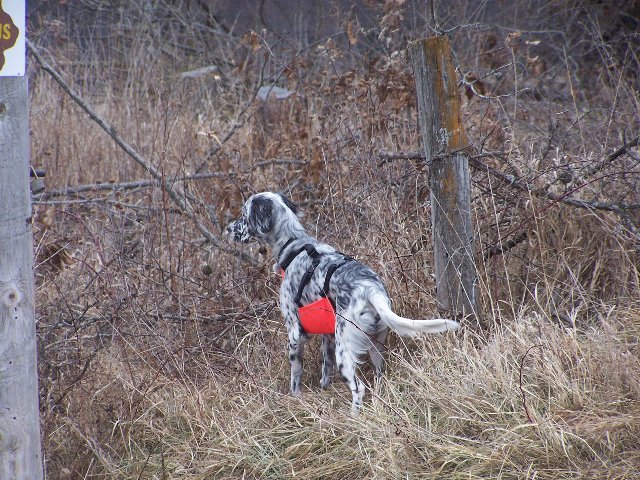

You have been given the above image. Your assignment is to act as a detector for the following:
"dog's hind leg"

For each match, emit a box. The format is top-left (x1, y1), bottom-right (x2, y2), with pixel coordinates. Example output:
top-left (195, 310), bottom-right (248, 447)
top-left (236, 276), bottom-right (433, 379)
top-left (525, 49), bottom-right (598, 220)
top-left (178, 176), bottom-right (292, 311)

top-left (368, 328), bottom-right (388, 379)
top-left (320, 334), bottom-right (335, 389)
top-left (335, 323), bottom-right (364, 414)
top-left (287, 322), bottom-right (307, 395)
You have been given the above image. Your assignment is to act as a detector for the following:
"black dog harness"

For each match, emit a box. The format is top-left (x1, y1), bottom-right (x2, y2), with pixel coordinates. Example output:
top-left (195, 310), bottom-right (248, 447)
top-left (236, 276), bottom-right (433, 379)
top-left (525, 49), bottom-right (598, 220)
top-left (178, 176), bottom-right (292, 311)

top-left (278, 239), bottom-right (353, 333)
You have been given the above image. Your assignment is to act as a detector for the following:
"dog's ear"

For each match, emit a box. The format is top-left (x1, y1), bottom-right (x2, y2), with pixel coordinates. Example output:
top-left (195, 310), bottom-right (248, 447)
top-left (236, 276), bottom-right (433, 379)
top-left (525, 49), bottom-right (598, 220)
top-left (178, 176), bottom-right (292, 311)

top-left (248, 196), bottom-right (274, 236)
top-left (278, 193), bottom-right (300, 216)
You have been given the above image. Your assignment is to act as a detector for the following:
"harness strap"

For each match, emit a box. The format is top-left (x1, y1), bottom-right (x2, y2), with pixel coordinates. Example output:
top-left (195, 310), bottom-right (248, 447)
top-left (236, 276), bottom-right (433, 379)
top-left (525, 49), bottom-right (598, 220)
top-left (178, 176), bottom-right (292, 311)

top-left (279, 241), bottom-right (353, 310)
top-left (294, 245), bottom-right (323, 307)
top-left (278, 238), bottom-right (300, 271)
top-left (322, 256), bottom-right (354, 307)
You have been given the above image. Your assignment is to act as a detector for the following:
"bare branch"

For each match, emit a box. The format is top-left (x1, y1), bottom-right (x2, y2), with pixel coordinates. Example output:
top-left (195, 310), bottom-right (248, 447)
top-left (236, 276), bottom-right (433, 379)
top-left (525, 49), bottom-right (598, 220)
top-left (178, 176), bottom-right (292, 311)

top-left (35, 173), bottom-right (227, 200)
top-left (378, 149), bottom-right (640, 213)
top-left (484, 231), bottom-right (528, 260)
top-left (459, 73), bottom-right (531, 100)
top-left (378, 150), bottom-right (423, 161)
top-left (584, 133), bottom-right (640, 177)
top-left (378, 149), bottom-right (506, 165)
top-left (27, 39), bottom-right (256, 265)
top-left (35, 159), bottom-right (308, 200)
top-left (468, 155), bottom-right (640, 213)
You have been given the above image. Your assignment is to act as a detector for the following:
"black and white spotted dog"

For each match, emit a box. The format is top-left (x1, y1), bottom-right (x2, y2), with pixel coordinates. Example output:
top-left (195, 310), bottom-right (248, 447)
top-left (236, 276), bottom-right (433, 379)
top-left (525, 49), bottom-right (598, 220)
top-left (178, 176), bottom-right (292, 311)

top-left (227, 192), bottom-right (459, 413)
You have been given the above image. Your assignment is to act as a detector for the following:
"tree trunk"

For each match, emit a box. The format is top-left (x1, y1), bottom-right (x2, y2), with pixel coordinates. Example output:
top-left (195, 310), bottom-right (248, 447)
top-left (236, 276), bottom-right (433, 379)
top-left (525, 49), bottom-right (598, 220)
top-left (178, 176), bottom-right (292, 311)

top-left (410, 36), bottom-right (477, 318)
top-left (0, 77), bottom-right (44, 479)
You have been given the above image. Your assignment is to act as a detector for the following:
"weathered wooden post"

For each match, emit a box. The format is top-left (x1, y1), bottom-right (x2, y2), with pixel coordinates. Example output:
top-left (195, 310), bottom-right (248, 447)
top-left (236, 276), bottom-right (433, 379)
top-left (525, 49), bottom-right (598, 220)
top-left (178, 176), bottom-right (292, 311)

top-left (0, 1), bottom-right (44, 478)
top-left (410, 36), bottom-right (477, 319)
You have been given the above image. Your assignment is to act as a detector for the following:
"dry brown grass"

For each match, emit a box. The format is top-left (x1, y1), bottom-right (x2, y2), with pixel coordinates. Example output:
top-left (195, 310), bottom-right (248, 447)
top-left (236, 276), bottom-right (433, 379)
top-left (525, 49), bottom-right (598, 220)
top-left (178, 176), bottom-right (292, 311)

top-left (28, 1), bottom-right (640, 478)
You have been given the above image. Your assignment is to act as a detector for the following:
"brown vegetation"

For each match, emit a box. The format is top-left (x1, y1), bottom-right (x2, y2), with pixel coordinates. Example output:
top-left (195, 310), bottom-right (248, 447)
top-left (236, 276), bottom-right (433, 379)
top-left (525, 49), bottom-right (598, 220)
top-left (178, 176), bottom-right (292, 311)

top-left (27, 1), bottom-right (640, 478)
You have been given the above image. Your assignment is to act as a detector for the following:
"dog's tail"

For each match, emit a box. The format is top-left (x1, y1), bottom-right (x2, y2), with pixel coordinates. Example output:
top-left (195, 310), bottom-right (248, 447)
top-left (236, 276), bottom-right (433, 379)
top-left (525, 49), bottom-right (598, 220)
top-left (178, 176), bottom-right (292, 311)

top-left (369, 292), bottom-right (460, 336)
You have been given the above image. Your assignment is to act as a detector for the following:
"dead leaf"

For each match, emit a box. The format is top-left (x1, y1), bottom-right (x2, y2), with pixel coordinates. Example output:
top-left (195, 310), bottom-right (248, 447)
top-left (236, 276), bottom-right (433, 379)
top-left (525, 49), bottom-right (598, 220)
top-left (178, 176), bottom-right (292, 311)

top-left (463, 74), bottom-right (487, 99)
top-left (505, 31), bottom-right (523, 51)
top-left (241, 30), bottom-right (262, 53)
top-left (39, 241), bottom-right (73, 272)
top-left (527, 55), bottom-right (546, 76)
top-left (347, 20), bottom-right (358, 46)
top-left (42, 206), bottom-right (55, 228)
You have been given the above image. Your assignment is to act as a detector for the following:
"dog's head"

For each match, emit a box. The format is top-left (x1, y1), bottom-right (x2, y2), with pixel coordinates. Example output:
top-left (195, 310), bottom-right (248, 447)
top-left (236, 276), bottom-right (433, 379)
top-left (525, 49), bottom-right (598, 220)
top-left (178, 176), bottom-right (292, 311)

top-left (226, 192), bottom-right (302, 244)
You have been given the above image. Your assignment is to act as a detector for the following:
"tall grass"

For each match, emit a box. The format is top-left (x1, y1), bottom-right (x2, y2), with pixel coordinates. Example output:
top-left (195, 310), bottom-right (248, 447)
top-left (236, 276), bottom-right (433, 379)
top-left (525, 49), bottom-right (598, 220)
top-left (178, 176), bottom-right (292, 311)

top-left (29, 1), bottom-right (640, 478)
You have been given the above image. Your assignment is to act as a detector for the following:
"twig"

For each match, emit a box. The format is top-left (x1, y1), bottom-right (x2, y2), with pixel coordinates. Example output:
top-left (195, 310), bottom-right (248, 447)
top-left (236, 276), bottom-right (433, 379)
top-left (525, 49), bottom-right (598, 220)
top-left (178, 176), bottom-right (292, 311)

top-left (27, 39), bottom-right (257, 265)
top-left (428, 0), bottom-right (459, 36)
top-left (33, 198), bottom-right (102, 206)
top-left (469, 155), bottom-right (640, 213)
top-left (378, 149), bottom-right (640, 213)
top-left (253, 158), bottom-right (307, 169)
top-left (198, 42), bottom-right (274, 170)
top-left (36, 173), bottom-right (228, 200)
top-left (28, 40), bottom-right (161, 180)
top-left (53, 352), bottom-right (97, 410)
top-left (584, 132), bottom-right (640, 177)
top-left (519, 344), bottom-right (542, 424)
top-left (378, 150), bottom-right (424, 161)
top-left (35, 159), bottom-right (307, 200)
top-left (378, 149), bottom-right (506, 165)
top-left (255, 31), bottom-right (331, 106)
top-left (459, 73), bottom-right (531, 100)
top-left (484, 231), bottom-right (528, 260)
top-left (135, 451), bottom-right (153, 480)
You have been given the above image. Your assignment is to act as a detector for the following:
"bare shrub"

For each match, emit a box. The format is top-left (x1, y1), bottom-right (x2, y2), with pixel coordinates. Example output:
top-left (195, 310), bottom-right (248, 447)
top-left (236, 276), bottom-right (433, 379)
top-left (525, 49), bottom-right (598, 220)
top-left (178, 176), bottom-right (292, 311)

top-left (27, 0), bottom-right (640, 478)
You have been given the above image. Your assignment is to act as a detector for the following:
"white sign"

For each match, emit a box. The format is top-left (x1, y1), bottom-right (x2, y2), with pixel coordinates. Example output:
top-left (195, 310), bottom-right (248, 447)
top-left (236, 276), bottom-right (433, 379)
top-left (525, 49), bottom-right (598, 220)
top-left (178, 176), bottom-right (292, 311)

top-left (0, 1), bottom-right (25, 76)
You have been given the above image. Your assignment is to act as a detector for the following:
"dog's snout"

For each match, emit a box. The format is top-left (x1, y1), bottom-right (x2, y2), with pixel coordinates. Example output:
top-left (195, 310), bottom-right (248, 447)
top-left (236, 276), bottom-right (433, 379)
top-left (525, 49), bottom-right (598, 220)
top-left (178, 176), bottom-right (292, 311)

top-left (226, 219), bottom-right (249, 242)
top-left (225, 221), bottom-right (236, 238)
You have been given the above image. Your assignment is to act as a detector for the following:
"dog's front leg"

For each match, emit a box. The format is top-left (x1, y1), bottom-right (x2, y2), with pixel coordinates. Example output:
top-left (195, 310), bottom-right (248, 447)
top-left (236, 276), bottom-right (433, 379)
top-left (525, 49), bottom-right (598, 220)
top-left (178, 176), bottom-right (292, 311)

top-left (287, 322), bottom-right (307, 395)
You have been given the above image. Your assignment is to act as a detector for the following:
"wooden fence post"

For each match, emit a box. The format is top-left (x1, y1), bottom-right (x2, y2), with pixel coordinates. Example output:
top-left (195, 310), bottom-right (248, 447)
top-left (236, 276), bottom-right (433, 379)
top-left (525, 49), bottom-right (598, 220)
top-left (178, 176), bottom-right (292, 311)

top-left (410, 36), bottom-right (477, 318)
top-left (0, 75), bottom-right (44, 480)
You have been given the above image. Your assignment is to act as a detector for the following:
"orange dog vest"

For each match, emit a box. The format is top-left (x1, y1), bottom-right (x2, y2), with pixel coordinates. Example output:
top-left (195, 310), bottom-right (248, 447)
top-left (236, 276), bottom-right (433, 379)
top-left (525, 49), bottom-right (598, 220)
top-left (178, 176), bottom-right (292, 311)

top-left (278, 241), bottom-right (353, 335)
